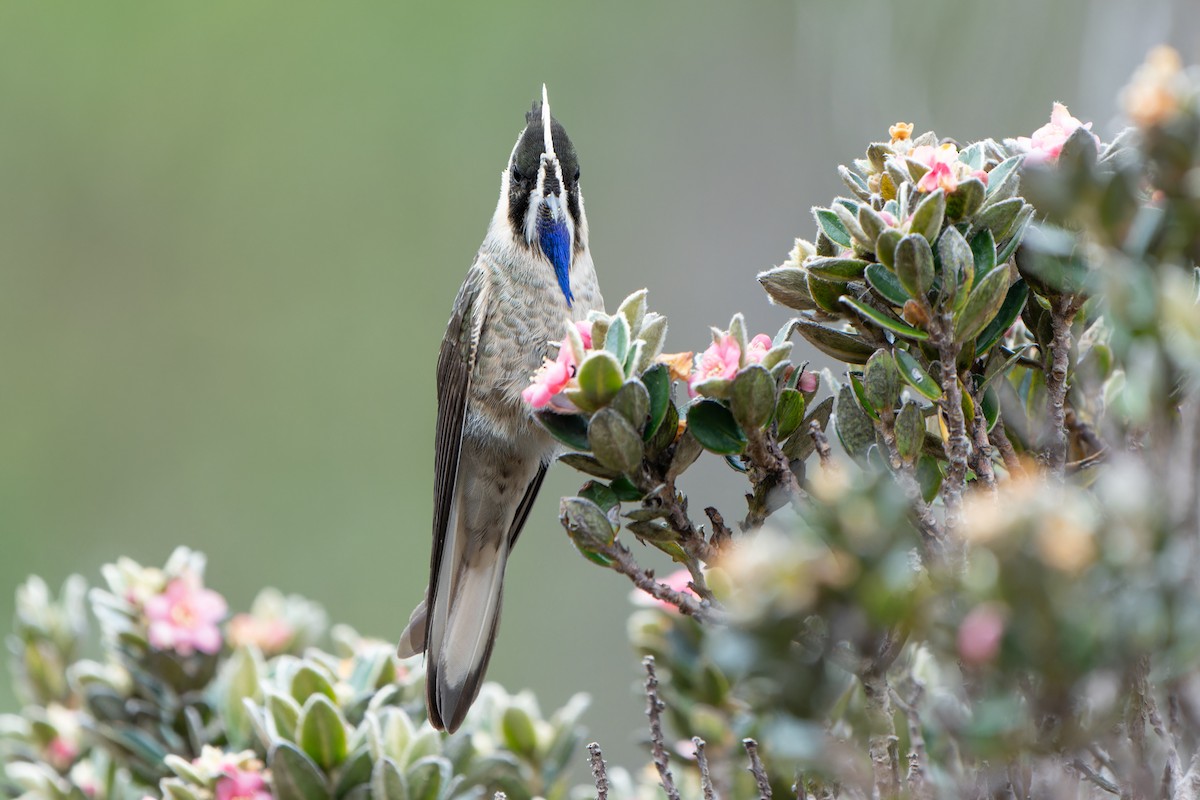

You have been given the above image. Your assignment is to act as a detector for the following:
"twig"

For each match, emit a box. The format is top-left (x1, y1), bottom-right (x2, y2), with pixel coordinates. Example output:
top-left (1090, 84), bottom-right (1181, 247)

top-left (890, 684), bottom-right (930, 800)
top-left (1045, 296), bottom-right (1077, 478)
top-left (874, 409), bottom-right (945, 556)
top-left (601, 539), bottom-right (722, 623)
top-left (1069, 759), bottom-right (1120, 796)
top-left (588, 742), bottom-right (609, 800)
top-left (989, 415), bottom-right (1026, 478)
top-left (809, 421), bottom-right (833, 468)
top-left (934, 323), bottom-right (970, 538)
top-left (969, 396), bottom-right (997, 491)
top-left (644, 657), bottom-right (682, 800)
top-left (705, 506), bottom-right (734, 552)
top-left (693, 737), bottom-right (718, 800)
top-left (742, 427), bottom-right (804, 529)
top-left (743, 738), bottom-right (772, 799)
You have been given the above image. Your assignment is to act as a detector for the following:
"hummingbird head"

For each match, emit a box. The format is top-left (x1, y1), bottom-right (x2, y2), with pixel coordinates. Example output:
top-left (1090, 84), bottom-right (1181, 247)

top-left (502, 85), bottom-right (585, 306)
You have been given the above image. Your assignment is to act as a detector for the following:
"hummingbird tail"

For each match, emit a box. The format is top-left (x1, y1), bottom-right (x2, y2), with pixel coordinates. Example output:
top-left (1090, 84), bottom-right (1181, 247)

top-left (396, 598), bottom-right (426, 659)
top-left (426, 544), bottom-right (509, 733)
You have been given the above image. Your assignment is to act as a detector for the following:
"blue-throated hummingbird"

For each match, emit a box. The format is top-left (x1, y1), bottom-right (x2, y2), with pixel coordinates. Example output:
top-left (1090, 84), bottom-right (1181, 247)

top-left (397, 87), bottom-right (603, 732)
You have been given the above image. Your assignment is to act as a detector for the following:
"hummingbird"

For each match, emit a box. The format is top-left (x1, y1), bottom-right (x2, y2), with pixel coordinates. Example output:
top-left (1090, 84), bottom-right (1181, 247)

top-left (396, 86), bottom-right (603, 733)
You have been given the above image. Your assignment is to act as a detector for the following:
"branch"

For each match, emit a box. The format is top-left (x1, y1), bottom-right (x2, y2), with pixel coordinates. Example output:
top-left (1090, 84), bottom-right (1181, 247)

top-left (1045, 296), bottom-right (1078, 478)
top-left (874, 408), bottom-right (945, 557)
top-left (933, 321), bottom-right (970, 537)
top-left (1069, 759), bottom-right (1121, 796)
top-left (809, 421), bottom-right (833, 469)
top-left (693, 737), bottom-right (718, 800)
top-left (644, 656), bottom-right (682, 800)
top-left (704, 506), bottom-right (734, 552)
top-left (601, 539), bottom-right (723, 623)
top-left (742, 427), bottom-right (804, 529)
top-left (969, 393), bottom-right (997, 492)
top-left (588, 742), bottom-right (609, 800)
top-left (743, 738), bottom-right (772, 799)
top-left (891, 683), bottom-right (930, 800)
top-left (989, 414), bottom-right (1026, 478)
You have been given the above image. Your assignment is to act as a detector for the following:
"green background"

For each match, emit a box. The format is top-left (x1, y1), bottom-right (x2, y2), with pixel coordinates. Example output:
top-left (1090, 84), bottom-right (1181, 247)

top-left (2, 0), bottom-right (1195, 775)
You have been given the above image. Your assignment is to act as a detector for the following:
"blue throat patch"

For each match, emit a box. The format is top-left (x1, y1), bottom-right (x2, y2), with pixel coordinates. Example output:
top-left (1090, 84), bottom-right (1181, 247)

top-left (538, 216), bottom-right (574, 307)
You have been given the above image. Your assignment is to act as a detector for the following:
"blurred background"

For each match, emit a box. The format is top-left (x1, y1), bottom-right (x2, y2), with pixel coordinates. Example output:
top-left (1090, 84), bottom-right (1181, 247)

top-left (1, 0), bottom-right (1197, 775)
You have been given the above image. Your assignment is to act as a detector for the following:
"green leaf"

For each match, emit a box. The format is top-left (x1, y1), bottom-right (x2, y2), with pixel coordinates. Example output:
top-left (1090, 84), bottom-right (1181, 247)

top-left (958, 141), bottom-right (986, 170)
top-left (781, 395), bottom-right (833, 461)
top-left (291, 666), bottom-right (337, 705)
top-left (577, 351), bottom-right (625, 410)
top-left (610, 380), bottom-right (650, 432)
top-left (535, 412), bottom-right (590, 451)
top-left (985, 155), bottom-right (1023, 198)
top-left (849, 371), bottom-right (879, 421)
top-left (501, 706), bottom-right (539, 760)
top-left (791, 318), bottom-right (876, 363)
top-left (982, 385), bottom-right (1000, 432)
top-left (876, 229), bottom-right (902, 270)
top-left (910, 188), bottom-right (946, 242)
top-left (893, 348), bottom-right (942, 400)
top-left (578, 481), bottom-right (619, 514)
top-left (863, 349), bottom-right (902, 412)
top-left (975, 279), bottom-right (1028, 357)
top-left (839, 295), bottom-right (930, 340)
top-left (865, 262), bottom-right (910, 306)
top-left (835, 385), bottom-right (875, 459)
top-left (954, 265), bottom-right (1012, 343)
top-left (806, 257), bottom-right (869, 281)
top-left (267, 691), bottom-right (302, 741)
top-left (730, 366), bottom-right (776, 429)
top-left (333, 748), bottom-right (374, 799)
top-left (857, 203), bottom-right (890, 243)
top-left (270, 742), bottom-right (331, 800)
top-left (646, 399), bottom-right (680, 456)
top-left (609, 475), bottom-right (645, 501)
top-left (557, 452), bottom-right (621, 479)
top-left (774, 388), bottom-right (805, 439)
top-left (806, 271), bottom-right (849, 313)
top-left (975, 197), bottom-right (1024, 242)
top-left (916, 456), bottom-right (943, 503)
top-left (758, 267), bottom-right (819, 311)
top-left (617, 289), bottom-right (648, 336)
top-left (218, 646), bottom-right (262, 750)
top-left (406, 757), bottom-right (451, 800)
top-left (587, 408), bottom-right (644, 475)
top-left (370, 757), bottom-right (408, 800)
top-left (641, 363), bottom-right (671, 441)
top-left (895, 234), bottom-right (935, 298)
top-left (895, 402), bottom-right (925, 463)
top-left (814, 207), bottom-right (853, 248)
top-left (298, 695), bottom-right (348, 770)
top-left (970, 228), bottom-right (998, 281)
top-left (946, 178), bottom-right (985, 221)
top-left (995, 204), bottom-right (1035, 265)
top-left (686, 400), bottom-right (747, 455)
top-left (938, 226), bottom-right (974, 307)
top-left (604, 315), bottom-right (630, 362)
top-left (559, 497), bottom-right (616, 553)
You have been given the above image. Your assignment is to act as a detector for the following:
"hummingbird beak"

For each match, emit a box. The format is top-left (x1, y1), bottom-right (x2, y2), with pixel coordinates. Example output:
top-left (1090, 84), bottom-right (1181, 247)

top-left (538, 84), bottom-right (565, 223)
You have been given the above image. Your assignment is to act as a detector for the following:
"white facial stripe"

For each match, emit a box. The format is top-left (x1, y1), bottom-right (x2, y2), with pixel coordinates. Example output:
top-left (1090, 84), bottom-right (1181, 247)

top-left (541, 84), bottom-right (555, 160)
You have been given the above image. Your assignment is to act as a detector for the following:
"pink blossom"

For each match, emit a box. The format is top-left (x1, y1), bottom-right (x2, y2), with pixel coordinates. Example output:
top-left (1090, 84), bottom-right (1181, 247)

top-left (215, 768), bottom-right (271, 800)
top-left (227, 613), bottom-right (293, 654)
top-left (798, 370), bottom-right (819, 394)
top-left (957, 604), bottom-right (1006, 665)
top-left (878, 210), bottom-right (898, 227)
top-left (909, 143), bottom-right (958, 170)
top-left (46, 736), bottom-right (78, 770)
top-left (744, 334), bottom-right (774, 365)
top-left (1016, 102), bottom-right (1098, 165)
top-left (917, 160), bottom-right (958, 194)
top-left (972, 169), bottom-right (989, 186)
top-left (521, 344), bottom-right (577, 410)
top-left (630, 568), bottom-right (697, 613)
top-left (689, 334), bottom-right (741, 395)
top-left (144, 575), bottom-right (228, 656)
top-left (575, 320), bottom-right (593, 350)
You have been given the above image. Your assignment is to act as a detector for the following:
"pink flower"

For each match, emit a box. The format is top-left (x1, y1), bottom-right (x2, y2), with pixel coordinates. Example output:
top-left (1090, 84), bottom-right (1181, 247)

top-left (47, 736), bottom-right (78, 770)
top-left (575, 320), bottom-right (593, 350)
top-left (878, 210), bottom-right (898, 227)
top-left (215, 768), bottom-right (271, 800)
top-left (917, 160), bottom-right (957, 194)
top-left (909, 143), bottom-right (958, 170)
top-left (798, 370), bottom-right (819, 394)
top-left (227, 613), bottom-right (293, 654)
top-left (630, 568), bottom-right (697, 613)
top-left (689, 334), bottom-right (741, 395)
top-left (972, 169), bottom-right (989, 187)
top-left (1016, 102), bottom-right (1098, 165)
top-left (145, 575), bottom-right (228, 656)
top-left (521, 344), bottom-right (577, 410)
top-left (744, 334), bottom-right (773, 365)
top-left (957, 604), bottom-right (1006, 665)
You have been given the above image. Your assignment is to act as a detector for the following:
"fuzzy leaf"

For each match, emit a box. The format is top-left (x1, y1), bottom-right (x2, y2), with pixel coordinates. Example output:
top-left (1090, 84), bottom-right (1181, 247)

top-left (759, 267), bottom-right (819, 310)
top-left (895, 234), bottom-right (935, 298)
top-left (876, 229), bottom-right (902, 270)
top-left (835, 384), bottom-right (875, 459)
top-left (975, 279), bottom-right (1028, 357)
top-left (840, 295), bottom-right (930, 341)
top-left (610, 380), bottom-right (650, 432)
top-left (270, 742), bottom-right (331, 800)
top-left (863, 350), bottom-right (902, 412)
top-left (807, 271), bottom-right (850, 313)
top-left (954, 265), bottom-right (1012, 343)
top-left (687, 400), bottom-right (747, 455)
top-left (806, 257), bottom-right (870, 282)
top-left (865, 262), bottom-right (911, 306)
top-left (895, 401), bottom-right (925, 462)
top-left (893, 348), bottom-right (942, 400)
top-left (814, 207), bottom-right (853, 248)
top-left (791, 318), bottom-right (876, 363)
top-left (536, 412), bottom-right (591, 451)
top-left (370, 757), bottom-right (407, 800)
top-left (775, 388), bottom-right (806, 439)
top-left (910, 188), bottom-right (946, 242)
top-left (946, 178), bottom-right (985, 221)
top-left (577, 351), bottom-right (625, 410)
top-left (939, 226), bottom-right (974, 306)
top-left (298, 695), bottom-right (348, 770)
top-left (730, 366), bottom-right (776, 430)
top-left (559, 497), bottom-right (617, 552)
top-left (588, 408), bottom-right (644, 475)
